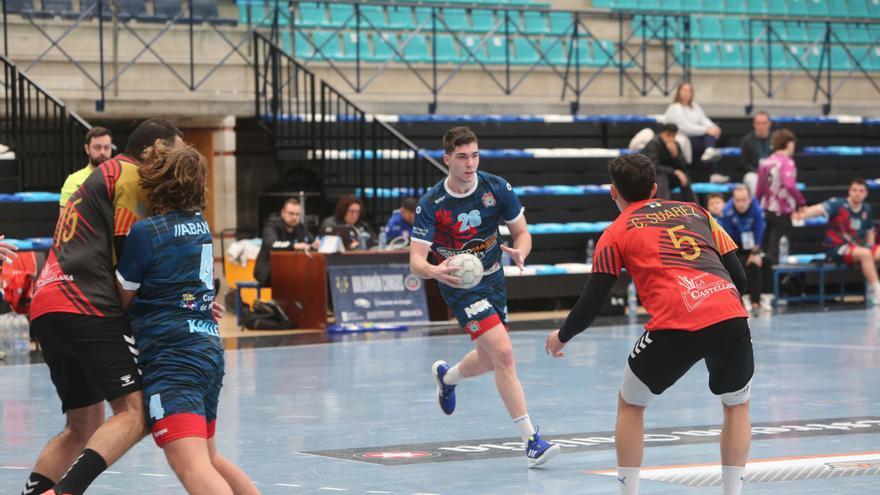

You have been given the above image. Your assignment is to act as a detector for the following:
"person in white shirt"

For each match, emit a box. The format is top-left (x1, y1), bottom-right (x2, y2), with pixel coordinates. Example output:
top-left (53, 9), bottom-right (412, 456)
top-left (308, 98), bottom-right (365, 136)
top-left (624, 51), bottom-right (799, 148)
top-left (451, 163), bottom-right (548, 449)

top-left (663, 82), bottom-right (727, 183)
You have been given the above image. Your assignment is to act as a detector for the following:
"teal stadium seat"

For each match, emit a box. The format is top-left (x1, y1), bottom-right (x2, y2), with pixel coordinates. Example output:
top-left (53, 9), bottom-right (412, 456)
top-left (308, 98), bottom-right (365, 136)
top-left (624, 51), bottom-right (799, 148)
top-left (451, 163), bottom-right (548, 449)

top-left (698, 16), bottom-right (723, 40)
top-left (312, 30), bottom-right (344, 60)
top-left (370, 32), bottom-right (399, 62)
top-left (693, 42), bottom-right (721, 69)
top-left (726, 0), bottom-right (748, 15)
top-left (340, 32), bottom-right (371, 62)
top-left (513, 38), bottom-right (541, 65)
top-left (460, 35), bottom-right (489, 63)
top-left (485, 36), bottom-right (509, 64)
top-left (238, 0), bottom-right (266, 26)
top-left (281, 31), bottom-right (314, 59)
top-left (296, 3), bottom-right (325, 28)
top-left (591, 40), bottom-right (616, 66)
top-left (746, 0), bottom-right (768, 15)
top-left (539, 37), bottom-right (568, 65)
top-left (869, 0), bottom-right (880, 18)
top-left (328, 4), bottom-right (353, 28)
top-left (549, 12), bottom-right (574, 35)
top-left (470, 10), bottom-right (496, 32)
top-left (767, 0), bottom-right (789, 15)
top-left (387, 6), bottom-right (415, 30)
top-left (523, 11), bottom-right (549, 34)
top-left (871, 46), bottom-right (880, 69)
top-left (700, 0), bottom-right (726, 13)
top-left (783, 21), bottom-right (809, 42)
top-left (831, 46), bottom-right (854, 70)
top-left (830, 23), bottom-right (852, 42)
top-left (749, 44), bottom-right (768, 68)
top-left (402, 34), bottom-right (431, 63)
top-left (414, 7), bottom-right (434, 29)
top-left (770, 44), bottom-right (798, 70)
top-left (806, 0), bottom-right (829, 17)
top-left (786, 0), bottom-right (809, 16)
top-left (657, 0), bottom-right (684, 12)
top-left (359, 5), bottom-right (388, 29)
top-left (636, 0), bottom-right (661, 11)
top-left (848, 23), bottom-right (871, 43)
top-left (718, 42), bottom-right (743, 69)
top-left (441, 9), bottom-right (469, 32)
top-left (434, 34), bottom-right (461, 63)
top-left (721, 17), bottom-right (746, 40)
top-left (846, 0), bottom-right (869, 18)
top-left (827, 0), bottom-right (851, 17)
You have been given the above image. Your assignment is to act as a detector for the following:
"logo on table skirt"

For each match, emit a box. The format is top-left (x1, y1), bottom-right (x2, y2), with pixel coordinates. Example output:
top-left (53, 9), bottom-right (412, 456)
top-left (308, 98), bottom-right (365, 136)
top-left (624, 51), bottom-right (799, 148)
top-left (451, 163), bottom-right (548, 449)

top-left (482, 192), bottom-right (496, 208)
top-left (404, 274), bottom-right (422, 291)
top-left (335, 276), bottom-right (351, 294)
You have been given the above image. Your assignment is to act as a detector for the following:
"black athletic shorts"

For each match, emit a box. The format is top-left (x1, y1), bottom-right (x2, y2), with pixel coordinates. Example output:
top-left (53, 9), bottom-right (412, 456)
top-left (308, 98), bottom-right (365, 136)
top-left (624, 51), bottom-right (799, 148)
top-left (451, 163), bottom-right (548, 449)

top-left (31, 312), bottom-right (143, 413)
top-left (628, 317), bottom-right (754, 396)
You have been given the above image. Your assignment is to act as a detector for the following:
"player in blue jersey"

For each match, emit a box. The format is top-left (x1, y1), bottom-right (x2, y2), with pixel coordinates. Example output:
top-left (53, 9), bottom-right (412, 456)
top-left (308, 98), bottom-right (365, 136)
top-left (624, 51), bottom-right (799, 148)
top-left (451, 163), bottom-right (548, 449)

top-left (115, 145), bottom-right (259, 494)
top-left (410, 127), bottom-right (560, 468)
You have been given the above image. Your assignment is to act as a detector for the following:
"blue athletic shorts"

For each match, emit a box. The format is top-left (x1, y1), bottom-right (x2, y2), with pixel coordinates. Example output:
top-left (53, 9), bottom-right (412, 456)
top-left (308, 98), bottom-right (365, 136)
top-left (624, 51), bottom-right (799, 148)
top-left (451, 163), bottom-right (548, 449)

top-left (441, 272), bottom-right (509, 340)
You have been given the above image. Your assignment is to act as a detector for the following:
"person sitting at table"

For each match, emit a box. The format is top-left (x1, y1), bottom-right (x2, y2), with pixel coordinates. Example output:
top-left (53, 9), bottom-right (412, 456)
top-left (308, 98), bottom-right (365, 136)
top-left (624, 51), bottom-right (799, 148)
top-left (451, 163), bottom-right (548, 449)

top-left (254, 198), bottom-right (318, 286)
top-left (320, 195), bottom-right (375, 250)
top-left (385, 197), bottom-right (418, 241)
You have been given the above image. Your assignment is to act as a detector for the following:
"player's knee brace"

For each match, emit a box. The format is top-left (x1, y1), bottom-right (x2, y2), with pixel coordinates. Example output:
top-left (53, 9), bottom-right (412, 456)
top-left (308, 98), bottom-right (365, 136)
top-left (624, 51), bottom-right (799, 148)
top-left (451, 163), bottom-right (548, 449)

top-left (619, 363), bottom-right (655, 407)
top-left (720, 380), bottom-right (751, 406)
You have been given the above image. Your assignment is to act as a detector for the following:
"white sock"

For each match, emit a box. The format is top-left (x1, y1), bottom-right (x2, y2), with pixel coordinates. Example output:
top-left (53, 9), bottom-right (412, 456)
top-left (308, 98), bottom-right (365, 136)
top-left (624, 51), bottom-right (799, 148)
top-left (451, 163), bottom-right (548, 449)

top-left (513, 414), bottom-right (535, 442)
top-left (722, 465), bottom-right (745, 495)
top-left (443, 364), bottom-right (462, 385)
top-left (616, 467), bottom-right (640, 495)
top-left (871, 283), bottom-right (880, 296)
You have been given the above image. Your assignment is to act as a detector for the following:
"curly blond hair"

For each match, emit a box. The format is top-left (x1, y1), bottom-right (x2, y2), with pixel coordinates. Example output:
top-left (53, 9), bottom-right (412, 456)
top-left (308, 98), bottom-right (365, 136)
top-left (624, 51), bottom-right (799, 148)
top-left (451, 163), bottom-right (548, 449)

top-left (139, 144), bottom-right (207, 214)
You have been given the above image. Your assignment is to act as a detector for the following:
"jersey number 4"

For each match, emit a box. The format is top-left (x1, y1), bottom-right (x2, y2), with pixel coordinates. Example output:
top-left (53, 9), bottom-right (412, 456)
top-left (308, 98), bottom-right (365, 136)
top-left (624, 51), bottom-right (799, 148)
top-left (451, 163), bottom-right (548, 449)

top-left (667, 225), bottom-right (701, 261)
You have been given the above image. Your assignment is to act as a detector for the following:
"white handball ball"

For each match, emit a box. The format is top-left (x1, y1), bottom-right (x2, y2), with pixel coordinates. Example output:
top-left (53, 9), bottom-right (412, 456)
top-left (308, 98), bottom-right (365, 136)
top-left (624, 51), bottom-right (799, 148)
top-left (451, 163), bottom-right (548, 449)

top-left (447, 253), bottom-right (484, 289)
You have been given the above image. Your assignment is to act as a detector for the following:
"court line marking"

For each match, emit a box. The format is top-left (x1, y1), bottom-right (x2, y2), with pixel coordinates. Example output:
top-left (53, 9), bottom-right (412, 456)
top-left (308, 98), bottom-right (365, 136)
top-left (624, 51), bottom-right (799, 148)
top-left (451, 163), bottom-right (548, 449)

top-left (275, 483), bottom-right (302, 487)
top-left (318, 488), bottom-right (347, 491)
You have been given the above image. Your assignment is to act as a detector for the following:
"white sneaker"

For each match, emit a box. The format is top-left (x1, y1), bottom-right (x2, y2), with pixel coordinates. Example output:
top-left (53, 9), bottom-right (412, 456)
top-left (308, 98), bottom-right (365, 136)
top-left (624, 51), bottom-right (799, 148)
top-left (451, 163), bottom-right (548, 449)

top-left (709, 173), bottom-right (730, 184)
top-left (760, 294), bottom-right (774, 312)
top-left (701, 147), bottom-right (721, 162)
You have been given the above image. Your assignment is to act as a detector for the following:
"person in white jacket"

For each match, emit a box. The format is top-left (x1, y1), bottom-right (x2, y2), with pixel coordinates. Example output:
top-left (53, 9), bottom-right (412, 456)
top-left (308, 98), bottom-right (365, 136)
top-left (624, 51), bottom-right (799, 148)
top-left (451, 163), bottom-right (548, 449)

top-left (663, 83), bottom-right (727, 183)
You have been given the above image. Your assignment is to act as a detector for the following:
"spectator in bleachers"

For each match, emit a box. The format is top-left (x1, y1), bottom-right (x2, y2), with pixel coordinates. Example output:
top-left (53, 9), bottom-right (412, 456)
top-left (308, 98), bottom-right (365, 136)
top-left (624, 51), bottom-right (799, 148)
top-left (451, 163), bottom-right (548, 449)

top-left (59, 126), bottom-right (113, 208)
top-left (739, 111), bottom-right (772, 196)
top-left (385, 197), bottom-right (417, 241)
top-left (756, 128), bottom-right (806, 269)
top-left (641, 123), bottom-right (697, 204)
top-left (795, 179), bottom-right (880, 305)
top-left (718, 185), bottom-right (766, 314)
top-left (253, 198), bottom-right (319, 286)
top-left (320, 194), bottom-right (375, 249)
top-left (663, 82), bottom-right (726, 183)
top-left (706, 193), bottom-right (725, 219)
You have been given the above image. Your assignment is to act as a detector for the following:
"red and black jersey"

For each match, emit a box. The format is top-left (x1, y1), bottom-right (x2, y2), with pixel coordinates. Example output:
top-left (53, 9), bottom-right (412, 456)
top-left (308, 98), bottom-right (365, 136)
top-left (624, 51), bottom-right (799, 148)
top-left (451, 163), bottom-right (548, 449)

top-left (592, 198), bottom-right (747, 331)
top-left (30, 155), bottom-right (148, 320)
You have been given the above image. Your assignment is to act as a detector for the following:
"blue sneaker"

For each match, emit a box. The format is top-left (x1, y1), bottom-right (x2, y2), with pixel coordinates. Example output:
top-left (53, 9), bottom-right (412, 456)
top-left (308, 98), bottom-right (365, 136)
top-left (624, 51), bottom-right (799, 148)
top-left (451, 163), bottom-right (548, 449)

top-left (526, 427), bottom-right (561, 468)
top-left (431, 360), bottom-right (456, 415)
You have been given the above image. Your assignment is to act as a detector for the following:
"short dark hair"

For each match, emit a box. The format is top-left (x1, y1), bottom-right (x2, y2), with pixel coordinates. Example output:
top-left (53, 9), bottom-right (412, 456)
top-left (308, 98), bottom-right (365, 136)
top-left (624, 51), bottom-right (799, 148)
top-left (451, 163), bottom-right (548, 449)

top-left (706, 193), bottom-right (725, 203)
top-left (770, 128), bottom-right (796, 152)
top-left (401, 197), bottom-right (418, 212)
top-left (658, 123), bottom-right (678, 135)
top-left (851, 178), bottom-right (867, 188)
top-left (125, 118), bottom-right (183, 161)
top-left (85, 126), bottom-right (111, 146)
top-left (608, 154), bottom-right (656, 203)
top-left (443, 126), bottom-right (478, 154)
top-left (282, 197), bottom-right (301, 209)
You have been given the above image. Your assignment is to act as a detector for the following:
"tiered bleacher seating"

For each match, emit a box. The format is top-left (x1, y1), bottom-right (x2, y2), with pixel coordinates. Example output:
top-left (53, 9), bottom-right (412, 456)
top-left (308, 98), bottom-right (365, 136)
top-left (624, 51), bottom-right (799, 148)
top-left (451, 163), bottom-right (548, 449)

top-left (9, 0), bottom-right (237, 24)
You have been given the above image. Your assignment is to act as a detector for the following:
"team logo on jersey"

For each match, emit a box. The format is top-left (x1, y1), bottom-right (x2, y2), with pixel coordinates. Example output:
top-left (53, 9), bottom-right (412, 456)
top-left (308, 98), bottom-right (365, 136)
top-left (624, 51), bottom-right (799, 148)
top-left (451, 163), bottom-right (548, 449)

top-left (435, 235), bottom-right (498, 260)
top-left (482, 192), bottom-right (496, 208)
top-left (677, 274), bottom-right (736, 312)
top-left (466, 321), bottom-right (481, 334)
top-left (416, 206), bottom-right (422, 215)
top-left (180, 292), bottom-right (197, 310)
top-left (646, 201), bottom-right (662, 208)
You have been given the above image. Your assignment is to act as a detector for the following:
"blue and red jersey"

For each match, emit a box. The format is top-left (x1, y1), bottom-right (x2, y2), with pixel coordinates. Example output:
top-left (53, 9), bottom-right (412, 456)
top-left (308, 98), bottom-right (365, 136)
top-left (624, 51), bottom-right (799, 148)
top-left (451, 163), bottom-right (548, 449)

top-left (822, 198), bottom-right (874, 250)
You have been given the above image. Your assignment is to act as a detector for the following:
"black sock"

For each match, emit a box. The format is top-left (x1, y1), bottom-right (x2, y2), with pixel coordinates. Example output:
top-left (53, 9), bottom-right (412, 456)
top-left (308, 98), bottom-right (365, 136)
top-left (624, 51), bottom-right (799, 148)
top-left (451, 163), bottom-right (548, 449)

top-left (22, 472), bottom-right (55, 495)
top-left (53, 449), bottom-right (108, 495)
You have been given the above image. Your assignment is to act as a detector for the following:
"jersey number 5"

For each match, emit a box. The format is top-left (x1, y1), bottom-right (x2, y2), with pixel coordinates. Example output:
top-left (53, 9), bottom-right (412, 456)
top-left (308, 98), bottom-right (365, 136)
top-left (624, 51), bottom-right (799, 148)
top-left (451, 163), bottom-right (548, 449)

top-left (667, 225), bottom-right (701, 261)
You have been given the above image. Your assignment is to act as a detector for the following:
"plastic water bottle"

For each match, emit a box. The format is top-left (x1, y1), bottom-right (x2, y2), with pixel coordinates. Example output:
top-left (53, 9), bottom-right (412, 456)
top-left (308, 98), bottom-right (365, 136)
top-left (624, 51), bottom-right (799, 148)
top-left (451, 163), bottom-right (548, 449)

top-left (0, 315), bottom-right (10, 357)
top-left (586, 238), bottom-right (595, 266)
top-left (358, 230), bottom-right (369, 250)
top-left (627, 281), bottom-right (638, 321)
top-left (13, 315), bottom-right (29, 356)
top-left (779, 236), bottom-right (789, 265)
top-left (378, 229), bottom-right (388, 251)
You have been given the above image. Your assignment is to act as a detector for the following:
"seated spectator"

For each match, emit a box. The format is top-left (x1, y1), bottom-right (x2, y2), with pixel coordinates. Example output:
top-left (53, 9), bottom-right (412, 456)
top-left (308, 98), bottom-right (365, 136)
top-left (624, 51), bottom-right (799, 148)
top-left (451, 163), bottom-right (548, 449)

top-left (706, 193), bottom-right (725, 219)
top-left (756, 128), bottom-right (805, 269)
top-left (718, 185), bottom-right (767, 314)
top-left (663, 82), bottom-right (726, 183)
top-left (739, 111), bottom-right (772, 196)
top-left (254, 198), bottom-right (318, 286)
top-left (796, 179), bottom-right (880, 305)
top-left (60, 127), bottom-right (113, 208)
top-left (320, 195), bottom-right (375, 250)
top-left (385, 197), bottom-right (417, 241)
top-left (641, 123), bottom-right (696, 204)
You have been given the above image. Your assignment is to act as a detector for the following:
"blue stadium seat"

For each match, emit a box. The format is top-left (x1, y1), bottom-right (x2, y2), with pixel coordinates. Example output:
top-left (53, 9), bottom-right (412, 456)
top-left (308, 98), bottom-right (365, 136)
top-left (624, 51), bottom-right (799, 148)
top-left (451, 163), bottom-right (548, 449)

top-left (721, 17), bottom-right (746, 41)
top-left (192, 0), bottom-right (236, 25)
top-left (846, 0), bottom-right (870, 18)
top-left (328, 4), bottom-right (353, 28)
top-left (434, 34), bottom-right (461, 63)
top-left (312, 30), bottom-right (344, 60)
top-left (387, 6), bottom-right (414, 30)
top-left (370, 32), bottom-right (398, 62)
top-left (549, 12), bottom-right (574, 35)
top-left (79, 0), bottom-right (112, 19)
top-left (513, 38), bottom-right (540, 65)
top-left (441, 9), bottom-right (469, 32)
top-left (42, 0), bottom-right (75, 17)
top-left (359, 5), bottom-right (387, 29)
top-left (340, 32), bottom-right (371, 62)
top-left (746, 0), bottom-right (768, 15)
top-left (295, 2), bottom-right (325, 28)
top-left (523, 11), bottom-right (549, 34)
top-left (402, 34), bottom-right (431, 63)
top-left (786, 0), bottom-right (810, 16)
top-left (470, 9), bottom-right (496, 32)
top-left (539, 37), bottom-right (568, 65)
top-left (5, 0), bottom-right (35, 14)
top-left (806, 0), bottom-right (829, 17)
top-left (153, 0), bottom-right (182, 20)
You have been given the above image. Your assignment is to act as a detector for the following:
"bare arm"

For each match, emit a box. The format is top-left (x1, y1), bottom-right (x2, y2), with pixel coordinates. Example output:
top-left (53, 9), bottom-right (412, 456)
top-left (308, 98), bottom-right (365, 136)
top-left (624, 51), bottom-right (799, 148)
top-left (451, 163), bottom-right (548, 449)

top-left (799, 204), bottom-right (827, 219)
top-left (868, 229), bottom-right (875, 248)
top-left (116, 279), bottom-right (136, 312)
top-left (409, 241), bottom-right (461, 288)
top-left (502, 214), bottom-right (531, 269)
